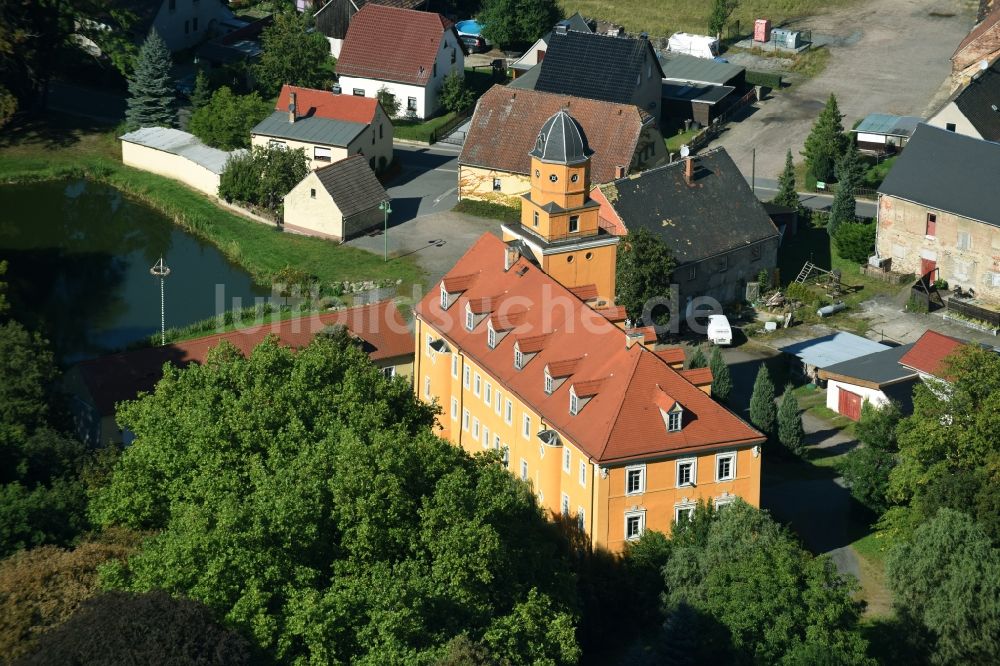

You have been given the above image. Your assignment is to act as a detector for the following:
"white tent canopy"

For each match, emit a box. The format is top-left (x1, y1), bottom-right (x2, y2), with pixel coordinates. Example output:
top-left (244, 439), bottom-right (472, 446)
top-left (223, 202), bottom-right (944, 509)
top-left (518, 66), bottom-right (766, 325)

top-left (667, 32), bottom-right (719, 60)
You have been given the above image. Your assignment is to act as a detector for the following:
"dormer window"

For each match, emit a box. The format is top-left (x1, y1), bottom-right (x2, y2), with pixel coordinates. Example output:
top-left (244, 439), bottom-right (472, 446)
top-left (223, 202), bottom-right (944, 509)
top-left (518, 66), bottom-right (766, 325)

top-left (668, 409), bottom-right (683, 432)
top-left (488, 324), bottom-right (497, 349)
top-left (440, 283), bottom-right (449, 310)
top-left (544, 372), bottom-right (554, 394)
top-left (514, 347), bottom-right (524, 369)
top-left (569, 390), bottom-right (579, 415)
top-left (465, 304), bottom-right (475, 331)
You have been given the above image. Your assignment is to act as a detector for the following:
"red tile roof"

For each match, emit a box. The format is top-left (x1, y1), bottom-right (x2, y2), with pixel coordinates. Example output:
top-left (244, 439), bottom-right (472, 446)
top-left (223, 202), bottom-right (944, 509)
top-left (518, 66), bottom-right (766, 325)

top-left (277, 84), bottom-right (378, 124)
top-left (459, 86), bottom-right (656, 184)
top-left (568, 284), bottom-right (599, 301)
top-left (680, 367), bottom-right (713, 387)
top-left (898, 330), bottom-right (966, 379)
top-left (547, 357), bottom-right (583, 378)
top-left (337, 5), bottom-right (454, 86)
top-left (75, 301), bottom-right (412, 417)
top-left (415, 234), bottom-right (764, 464)
top-left (954, 6), bottom-right (1000, 58)
top-left (655, 348), bottom-right (686, 367)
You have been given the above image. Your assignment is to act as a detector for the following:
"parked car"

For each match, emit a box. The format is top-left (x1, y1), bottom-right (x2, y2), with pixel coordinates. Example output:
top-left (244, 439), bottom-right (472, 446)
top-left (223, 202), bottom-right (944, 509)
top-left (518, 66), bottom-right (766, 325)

top-left (706, 314), bottom-right (733, 345)
top-left (461, 34), bottom-right (489, 54)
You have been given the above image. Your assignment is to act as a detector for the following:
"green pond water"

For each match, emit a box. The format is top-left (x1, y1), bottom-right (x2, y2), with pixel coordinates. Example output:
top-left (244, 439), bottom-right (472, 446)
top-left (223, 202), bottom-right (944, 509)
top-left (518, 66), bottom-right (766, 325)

top-left (0, 179), bottom-right (271, 363)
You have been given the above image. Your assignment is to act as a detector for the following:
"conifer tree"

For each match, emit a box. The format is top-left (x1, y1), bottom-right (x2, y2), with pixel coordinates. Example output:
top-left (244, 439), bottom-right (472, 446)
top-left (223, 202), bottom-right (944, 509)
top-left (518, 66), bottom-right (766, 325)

top-left (190, 70), bottom-right (212, 110)
top-left (801, 93), bottom-right (847, 183)
top-left (709, 346), bottom-right (732, 403)
top-left (772, 149), bottom-right (800, 211)
top-left (125, 31), bottom-right (176, 131)
top-left (688, 347), bottom-right (708, 370)
top-left (749, 365), bottom-right (776, 436)
top-left (777, 384), bottom-right (805, 456)
top-left (828, 143), bottom-right (861, 236)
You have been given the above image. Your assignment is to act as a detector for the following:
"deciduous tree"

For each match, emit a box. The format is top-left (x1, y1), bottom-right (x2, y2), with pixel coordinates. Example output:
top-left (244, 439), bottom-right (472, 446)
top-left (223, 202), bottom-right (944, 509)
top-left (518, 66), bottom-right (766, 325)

top-left (125, 30), bottom-right (176, 131)
top-left (439, 71), bottom-right (475, 114)
top-left (218, 144), bottom-right (310, 214)
top-left (841, 400), bottom-right (901, 514)
top-left (376, 86), bottom-right (400, 118)
top-left (188, 86), bottom-right (271, 150)
top-left (887, 509), bottom-right (1000, 664)
top-left (480, 0), bottom-right (562, 49)
top-left (615, 228), bottom-right (676, 327)
top-left (749, 365), bottom-right (776, 436)
top-left (90, 333), bottom-right (580, 664)
top-left (253, 11), bottom-right (332, 95)
top-left (708, 0), bottom-right (739, 38)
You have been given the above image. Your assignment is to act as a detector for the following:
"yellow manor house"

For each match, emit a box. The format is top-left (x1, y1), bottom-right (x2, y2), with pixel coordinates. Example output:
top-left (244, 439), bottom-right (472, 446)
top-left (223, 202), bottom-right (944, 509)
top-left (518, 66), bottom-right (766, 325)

top-left (413, 111), bottom-right (764, 552)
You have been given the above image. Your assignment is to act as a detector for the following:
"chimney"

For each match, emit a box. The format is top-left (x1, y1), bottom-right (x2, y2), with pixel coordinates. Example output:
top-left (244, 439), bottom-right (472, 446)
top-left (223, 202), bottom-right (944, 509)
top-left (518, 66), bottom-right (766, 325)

top-left (331, 83), bottom-right (342, 95)
top-left (504, 245), bottom-right (521, 271)
top-left (555, 23), bottom-right (568, 35)
top-left (626, 330), bottom-right (644, 349)
top-left (684, 156), bottom-right (694, 185)
top-left (639, 32), bottom-right (648, 40)
top-left (615, 165), bottom-right (626, 178)
top-left (288, 91), bottom-right (297, 123)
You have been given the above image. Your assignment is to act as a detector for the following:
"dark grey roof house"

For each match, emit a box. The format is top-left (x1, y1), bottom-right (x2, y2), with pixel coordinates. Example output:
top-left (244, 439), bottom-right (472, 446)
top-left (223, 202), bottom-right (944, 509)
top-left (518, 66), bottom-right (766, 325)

top-left (818, 343), bottom-right (918, 417)
top-left (658, 53), bottom-right (747, 127)
top-left (929, 60), bottom-right (1000, 142)
top-left (595, 148), bottom-right (780, 305)
top-left (531, 30), bottom-right (665, 120)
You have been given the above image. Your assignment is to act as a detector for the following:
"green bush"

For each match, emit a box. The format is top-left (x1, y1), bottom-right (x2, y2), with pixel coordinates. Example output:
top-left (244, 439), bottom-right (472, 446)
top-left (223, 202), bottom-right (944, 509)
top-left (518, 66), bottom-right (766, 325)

top-left (745, 70), bottom-right (783, 89)
top-left (218, 144), bottom-right (309, 214)
top-left (187, 86), bottom-right (270, 150)
top-left (833, 221), bottom-right (876, 263)
top-left (453, 198), bottom-right (521, 223)
top-left (786, 282), bottom-right (823, 306)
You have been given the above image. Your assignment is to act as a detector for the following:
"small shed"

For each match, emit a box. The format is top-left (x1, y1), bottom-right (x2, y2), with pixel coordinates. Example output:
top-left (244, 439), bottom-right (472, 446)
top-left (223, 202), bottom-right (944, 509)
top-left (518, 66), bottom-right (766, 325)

top-left (780, 332), bottom-right (890, 383)
top-left (817, 343), bottom-right (918, 419)
top-left (659, 52), bottom-right (746, 126)
top-left (851, 113), bottom-right (922, 154)
top-left (282, 155), bottom-right (388, 242)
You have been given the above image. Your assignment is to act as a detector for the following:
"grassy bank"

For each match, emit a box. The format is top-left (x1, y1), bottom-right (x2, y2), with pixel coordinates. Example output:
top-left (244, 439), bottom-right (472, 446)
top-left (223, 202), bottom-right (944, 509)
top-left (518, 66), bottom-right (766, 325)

top-left (558, 0), bottom-right (857, 39)
top-left (0, 113), bottom-right (424, 292)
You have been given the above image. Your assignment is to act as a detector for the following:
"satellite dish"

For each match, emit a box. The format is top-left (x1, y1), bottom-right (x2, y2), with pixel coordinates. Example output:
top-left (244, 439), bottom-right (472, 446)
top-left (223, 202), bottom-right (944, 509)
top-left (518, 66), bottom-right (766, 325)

top-left (980, 59), bottom-right (989, 71)
top-left (680, 145), bottom-right (690, 158)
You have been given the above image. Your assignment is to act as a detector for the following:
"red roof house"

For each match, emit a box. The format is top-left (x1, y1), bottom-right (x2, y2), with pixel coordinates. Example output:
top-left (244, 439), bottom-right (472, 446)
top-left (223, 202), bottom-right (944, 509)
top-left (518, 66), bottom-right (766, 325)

top-left (275, 84), bottom-right (379, 124)
top-left (898, 329), bottom-right (967, 379)
top-left (335, 4), bottom-right (464, 119)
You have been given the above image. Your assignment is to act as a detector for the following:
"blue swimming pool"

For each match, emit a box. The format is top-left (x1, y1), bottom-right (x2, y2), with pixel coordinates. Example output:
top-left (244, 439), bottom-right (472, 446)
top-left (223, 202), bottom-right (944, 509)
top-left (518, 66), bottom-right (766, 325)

top-left (455, 19), bottom-right (483, 36)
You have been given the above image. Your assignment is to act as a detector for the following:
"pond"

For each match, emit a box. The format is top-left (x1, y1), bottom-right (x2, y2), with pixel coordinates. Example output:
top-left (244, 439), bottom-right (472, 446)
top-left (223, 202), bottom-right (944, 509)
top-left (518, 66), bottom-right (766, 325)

top-left (0, 179), bottom-right (271, 363)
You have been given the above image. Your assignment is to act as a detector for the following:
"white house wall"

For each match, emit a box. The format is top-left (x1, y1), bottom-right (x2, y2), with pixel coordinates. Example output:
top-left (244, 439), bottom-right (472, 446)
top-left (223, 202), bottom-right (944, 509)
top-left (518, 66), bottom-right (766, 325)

top-left (825, 380), bottom-right (889, 414)
top-left (337, 28), bottom-right (464, 119)
top-left (151, 0), bottom-right (233, 52)
top-left (927, 102), bottom-right (984, 140)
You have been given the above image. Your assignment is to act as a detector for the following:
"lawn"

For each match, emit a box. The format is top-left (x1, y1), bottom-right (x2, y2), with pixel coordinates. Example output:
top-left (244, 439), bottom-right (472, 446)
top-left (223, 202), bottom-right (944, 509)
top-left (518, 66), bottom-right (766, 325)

top-left (665, 127), bottom-right (700, 153)
top-left (0, 113), bottom-right (424, 293)
top-left (558, 0), bottom-right (858, 39)
top-left (394, 68), bottom-right (501, 143)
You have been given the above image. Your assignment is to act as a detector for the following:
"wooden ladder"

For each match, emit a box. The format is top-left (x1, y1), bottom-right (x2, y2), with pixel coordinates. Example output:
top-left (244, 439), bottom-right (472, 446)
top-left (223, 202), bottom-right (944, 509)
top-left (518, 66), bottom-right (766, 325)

top-left (794, 262), bottom-right (816, 284)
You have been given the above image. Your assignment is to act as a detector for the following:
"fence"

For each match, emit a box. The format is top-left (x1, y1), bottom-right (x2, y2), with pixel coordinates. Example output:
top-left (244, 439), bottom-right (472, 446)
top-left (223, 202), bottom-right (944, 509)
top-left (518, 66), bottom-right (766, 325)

top-left (860, 264), bottom-right (913, 284)
top-left (809, 181), bottom-right (877, 201)
top-left (431, 108), bottom-right (473, 144)
top-left (945, 297), bottom-right (1000, 329)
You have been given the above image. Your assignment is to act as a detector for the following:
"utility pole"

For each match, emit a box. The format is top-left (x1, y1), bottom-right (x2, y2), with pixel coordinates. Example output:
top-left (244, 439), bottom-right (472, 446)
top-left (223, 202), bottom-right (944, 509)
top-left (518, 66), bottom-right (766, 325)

top-left (379, 200), bottom-right (393, 262)
top-left (751, 147), bottom-right (756, 196)
top-left (150, 257), bottom-right (171, 345)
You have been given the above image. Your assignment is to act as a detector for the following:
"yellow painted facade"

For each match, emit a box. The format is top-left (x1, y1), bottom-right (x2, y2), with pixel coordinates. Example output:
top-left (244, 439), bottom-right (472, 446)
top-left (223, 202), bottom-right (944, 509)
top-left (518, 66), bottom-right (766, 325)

top-left (413, 317), bottom-right (760, 552)
top-left (120, 140), bottom-right (222, 197)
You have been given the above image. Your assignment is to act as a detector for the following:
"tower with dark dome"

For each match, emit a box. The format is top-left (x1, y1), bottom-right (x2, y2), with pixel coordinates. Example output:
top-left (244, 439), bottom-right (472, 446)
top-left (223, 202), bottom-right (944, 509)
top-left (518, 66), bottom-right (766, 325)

top-left (501, 109), bottom-right (619, 303)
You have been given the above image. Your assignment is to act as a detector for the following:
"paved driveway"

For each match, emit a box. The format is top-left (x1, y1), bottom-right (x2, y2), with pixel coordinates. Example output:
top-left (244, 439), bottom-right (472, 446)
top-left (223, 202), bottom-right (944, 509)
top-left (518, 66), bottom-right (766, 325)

top-left (709, 0), bottom-right (974, 180)
top-left (386, 143), bottom-right (461, 223)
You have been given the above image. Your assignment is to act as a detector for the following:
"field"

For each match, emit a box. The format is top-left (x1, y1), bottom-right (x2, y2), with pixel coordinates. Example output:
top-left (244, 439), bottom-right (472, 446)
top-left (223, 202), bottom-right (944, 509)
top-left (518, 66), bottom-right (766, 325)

top-left (0, 113), bottom-right (424, 293)
top-left (557, 0), bottom-right (858, 39)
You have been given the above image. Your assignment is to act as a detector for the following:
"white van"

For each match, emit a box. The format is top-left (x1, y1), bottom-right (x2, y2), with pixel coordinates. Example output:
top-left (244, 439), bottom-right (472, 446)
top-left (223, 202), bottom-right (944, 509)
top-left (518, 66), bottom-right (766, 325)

top-left (706, 314), bottom-right (733, 346)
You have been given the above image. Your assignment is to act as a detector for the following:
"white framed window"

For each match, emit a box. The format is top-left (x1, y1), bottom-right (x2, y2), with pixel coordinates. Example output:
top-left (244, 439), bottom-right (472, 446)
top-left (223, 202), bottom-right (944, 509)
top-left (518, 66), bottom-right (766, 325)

top-left (561, 493), bottom-right (570, 515)
top-left (569, 215), bottom-right (579, 233)
top-left (440, 284), bottom-right (449, 310)
top-left (544, 372), bottom-right (554, 395)
top-left (484, 382), bottom-right (492, 406)
top-left (563, 447), bottom-right (571, 472)
top-left (625, 511), bottom-right (645, 541)
top-left (482, 425), bottom-right (490, 449)
top-left (493, 434), bottom-right (501, 450)
top-left (488, 326), bottom-right (497, 348)
top-left (268, 139), bottom-right (287, 150)
top-left (520, 459), bottom-right (528, 481)
top-left (714, 494), bottom-right (736, 509)
top-left (492, 177), bottom-right (502, 191)
top-left (668, 409), bottom-right (682, 432)
top-left (451, 353), bottom-right (459, 378)
top-left (450, 397), bottom-right (458, 420)
top-left (502, 445), bottom-right (510, 466)
top-left (462, 408), bottom-right (470, 431)
top-left (352, 88), bottom-right (365, 96)
top-left (522, 414), bottom-right (531, 439)
top-left (382, 366), bottom-right (396, 379)
top-left (716, 452), bottom-right (736, 482)
top-left (505, 400), bottom-right (513, 425)
top-left (495, 391), bottom-right (503, 416)
top-left (425, 334), bottom-right (433, 357)
top-left (424, 376), bottom-right (431, 398)
top-left (473, 373), bottom-right (481, 397)
top-left (676, 458), bottom-right (696, 487)
top-left (313, 146), bottom-right (332, 162)
top-left (579, 461), bottom-right (587, 487)
top-left (472, 417), bottom-right (480, 439)
top-left (625, 465), bottom-right (646, 495)
top-left (463, 366), bottom-right (470, 389)
top-left (465, 307), bottom-right (475, 331)
top-left (514, 348), bottom-right (524, 369)
top-left (577, 507), bottom-right (586, 532)
top-left (569, 391), bottom-right (579, 415)
top-left (674, 503), bottom-right (696, 523)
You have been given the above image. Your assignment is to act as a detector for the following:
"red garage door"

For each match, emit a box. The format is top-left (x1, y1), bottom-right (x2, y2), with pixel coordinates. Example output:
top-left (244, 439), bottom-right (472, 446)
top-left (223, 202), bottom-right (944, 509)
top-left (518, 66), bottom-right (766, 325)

top-left (838, 388), bottom-right (863, 421)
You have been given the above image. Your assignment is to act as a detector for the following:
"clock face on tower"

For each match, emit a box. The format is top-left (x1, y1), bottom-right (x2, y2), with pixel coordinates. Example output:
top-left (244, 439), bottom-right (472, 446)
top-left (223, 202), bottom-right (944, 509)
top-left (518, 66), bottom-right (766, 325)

top-left (571, 174), bottom-right (579, 183)
top-left (549, 174), bottom-right (558, 182)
